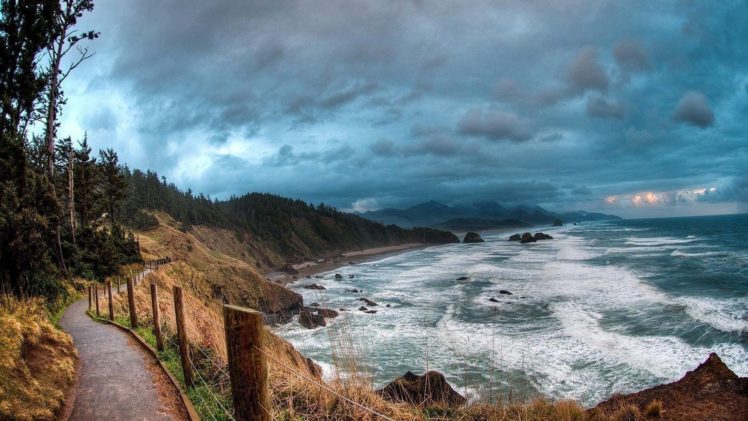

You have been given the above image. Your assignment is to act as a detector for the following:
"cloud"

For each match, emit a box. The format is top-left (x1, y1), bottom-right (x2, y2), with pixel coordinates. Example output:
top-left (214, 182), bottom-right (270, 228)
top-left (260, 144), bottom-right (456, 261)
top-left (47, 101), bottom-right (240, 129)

top-left (370, 139), bottom-right (397, 157)
top-left (674, 91), bottom-right (714, 127)
top-left (586, 96), bottom-right (627, 119)
top-left (458, 108), bottom-right (532, 142)
top-left (57, 0), bottom-right (748, 215)
top-left (566, 47), bottom-right (609, 93)
top-left (613, 40), bottom-right (650, 74)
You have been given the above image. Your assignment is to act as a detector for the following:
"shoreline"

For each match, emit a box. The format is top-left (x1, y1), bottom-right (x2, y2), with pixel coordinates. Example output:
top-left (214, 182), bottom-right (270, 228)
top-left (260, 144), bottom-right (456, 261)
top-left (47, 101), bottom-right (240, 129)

top-left (265, 242), bottom-right (431, 285)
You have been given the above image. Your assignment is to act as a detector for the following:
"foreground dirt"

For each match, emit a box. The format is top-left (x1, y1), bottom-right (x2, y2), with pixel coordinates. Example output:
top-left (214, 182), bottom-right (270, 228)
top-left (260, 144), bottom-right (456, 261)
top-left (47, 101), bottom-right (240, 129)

top-left (591, 353), bottom-right (748, 420)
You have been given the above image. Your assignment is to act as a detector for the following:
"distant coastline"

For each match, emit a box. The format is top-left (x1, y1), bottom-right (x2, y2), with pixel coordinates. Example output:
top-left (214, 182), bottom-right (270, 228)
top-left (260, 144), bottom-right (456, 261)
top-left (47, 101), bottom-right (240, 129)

top-left (266, 242), bottom-right (432, 285)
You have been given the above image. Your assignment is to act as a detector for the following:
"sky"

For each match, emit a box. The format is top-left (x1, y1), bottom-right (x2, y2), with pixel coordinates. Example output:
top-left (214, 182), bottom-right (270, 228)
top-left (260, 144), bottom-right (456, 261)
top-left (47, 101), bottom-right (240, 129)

top-left (58, 0), bottom-right (748, 218)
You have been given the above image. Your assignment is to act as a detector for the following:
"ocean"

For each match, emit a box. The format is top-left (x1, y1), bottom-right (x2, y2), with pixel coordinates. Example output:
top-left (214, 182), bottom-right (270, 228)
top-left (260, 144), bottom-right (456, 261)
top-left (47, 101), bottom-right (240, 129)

top-left (274, 214), bottom-right (748, 406)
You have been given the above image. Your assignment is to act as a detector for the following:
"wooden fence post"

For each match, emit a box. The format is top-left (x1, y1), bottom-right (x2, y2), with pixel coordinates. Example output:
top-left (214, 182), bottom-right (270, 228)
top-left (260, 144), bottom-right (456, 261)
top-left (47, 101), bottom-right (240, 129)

top-left (151, 283), bottom-right (163, 351)
top-left (88, 286), bottom-right (92, 311)
top-left (224, 305), bottom-right (270, 421)
top-left (127, 276), bottom-right (138, 328)
top-left (94, 286), bottom-right (100, 317)
top-left (173, 286), bottom-right (193, 387)
top-left (107, 281), bottom-right (114, 321)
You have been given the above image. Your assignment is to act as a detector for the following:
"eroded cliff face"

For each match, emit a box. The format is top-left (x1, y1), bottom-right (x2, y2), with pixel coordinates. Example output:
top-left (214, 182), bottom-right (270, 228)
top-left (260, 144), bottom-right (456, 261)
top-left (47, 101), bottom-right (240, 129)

top-left (136, 212), bottom-right (303, 320)
top-left (591, 353), bottom-right (748, 420)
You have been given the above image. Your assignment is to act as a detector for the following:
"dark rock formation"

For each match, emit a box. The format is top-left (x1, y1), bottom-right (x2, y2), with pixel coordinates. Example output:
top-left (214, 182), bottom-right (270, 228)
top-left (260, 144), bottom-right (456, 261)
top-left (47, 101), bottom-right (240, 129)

top-left (348, 274), bottom-right (355, 278)
top-left (509, 233), bottom-right (522, 241)
top-left (358, 297), bottom-right (378, 306)
top-left (303, 283), bottom-right (326, 290)
top-left (489, 297), bottom-right (499, 303)
top-left (358, 306), bottom-right (377, 314)
top-left (520, 232), bottom-right (536, 243)
top-left (553, 218), bottom-right (563, 226)
top-left (456, 276), bottom-right (470, 281)
top-left (499, 290), bottom-right (512, 295)
top-left (591, 353), bottom-right (748, 421)
top-left (299, 309), bottom-right (326, 329)
top-left (533, 232), bottom-right (554, 240)
top-left (376, 371), bottom-right (466, 406)
top-left (316, 308), bottom-right (339, 318)
top-left (463, 232), bottom-right (485, 243)
top-left (334, 273), bottom-right (343, 279)
top-left (281, 263), bottom-right (298, 274)
top-left (347, 288), bottom-right (360, 293)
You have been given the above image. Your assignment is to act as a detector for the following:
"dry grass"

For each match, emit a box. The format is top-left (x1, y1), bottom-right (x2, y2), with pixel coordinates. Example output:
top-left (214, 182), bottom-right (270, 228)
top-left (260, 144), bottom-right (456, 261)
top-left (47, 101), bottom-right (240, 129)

top-left (0, 295), bottom-right (78, 420)
top-left (643, 400), bottom-right (662, 418)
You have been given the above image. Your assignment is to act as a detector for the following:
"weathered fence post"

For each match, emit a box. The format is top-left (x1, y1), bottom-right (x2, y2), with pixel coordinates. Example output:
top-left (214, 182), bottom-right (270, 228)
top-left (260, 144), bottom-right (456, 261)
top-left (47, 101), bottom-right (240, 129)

top-left (107, 281), bottom-right (114, 321)
top-left (94, 286), bottom-right (100, 317)
top-left (88, 286), bottom-right (92, 311)
top-left (127, 276), bottom-right (138, 328)
top-left (173, 286), bottom-right (193, 387)
top-left (151, 283), bottom-right (163, 351)
top-left (224, 305), bottom-right (270, 421)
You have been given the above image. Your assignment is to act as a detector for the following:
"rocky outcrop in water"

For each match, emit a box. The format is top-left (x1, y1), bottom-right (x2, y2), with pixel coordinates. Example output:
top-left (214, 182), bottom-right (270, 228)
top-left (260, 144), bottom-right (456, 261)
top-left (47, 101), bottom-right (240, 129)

top-left (358, 297), bottom-right (378, 306)
top-left (520, 232), bottom-right (536, 243)
top-left (463, 232), bottom-right (485, 243)
top-left (376, 371), bottom-right (466, 406)
top-left (303, 283), bottom-right (326, 290)
top-left (591, 353), bottom-right (748, 420)
top-left (509, 233), bottom-right (522, 241)
top-left (298, 309), bottom-right (326, 329)
top-left (533, 232), bottom-right (553, 240)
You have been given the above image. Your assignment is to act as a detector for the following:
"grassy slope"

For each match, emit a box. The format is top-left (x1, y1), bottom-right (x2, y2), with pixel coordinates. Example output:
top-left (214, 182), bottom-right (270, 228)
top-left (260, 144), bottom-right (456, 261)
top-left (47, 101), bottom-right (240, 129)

top-left (0, 294), bottom-right (78, 420)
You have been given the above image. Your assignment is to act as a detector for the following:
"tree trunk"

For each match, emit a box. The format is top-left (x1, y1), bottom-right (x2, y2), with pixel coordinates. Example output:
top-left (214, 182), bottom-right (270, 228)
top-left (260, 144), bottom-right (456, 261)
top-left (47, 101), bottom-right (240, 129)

top-left (68, 150), bottom-right (76, 245)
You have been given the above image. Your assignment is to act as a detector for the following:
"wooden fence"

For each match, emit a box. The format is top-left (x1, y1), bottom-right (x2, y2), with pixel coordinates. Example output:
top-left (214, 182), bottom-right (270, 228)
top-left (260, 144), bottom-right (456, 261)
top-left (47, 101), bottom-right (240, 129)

top-left (86, 256), bottom-right (390, 421)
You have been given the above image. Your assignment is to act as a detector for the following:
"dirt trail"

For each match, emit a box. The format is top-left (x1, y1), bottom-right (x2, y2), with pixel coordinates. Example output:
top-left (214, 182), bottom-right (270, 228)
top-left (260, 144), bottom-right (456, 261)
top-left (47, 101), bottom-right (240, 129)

top-left (60, 270), bottom-right (188, 420)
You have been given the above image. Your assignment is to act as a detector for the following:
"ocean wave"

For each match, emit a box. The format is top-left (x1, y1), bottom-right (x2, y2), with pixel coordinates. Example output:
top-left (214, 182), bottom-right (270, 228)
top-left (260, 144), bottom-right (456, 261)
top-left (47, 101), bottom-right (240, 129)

top-left (624, 236), bottom-right (698, 246)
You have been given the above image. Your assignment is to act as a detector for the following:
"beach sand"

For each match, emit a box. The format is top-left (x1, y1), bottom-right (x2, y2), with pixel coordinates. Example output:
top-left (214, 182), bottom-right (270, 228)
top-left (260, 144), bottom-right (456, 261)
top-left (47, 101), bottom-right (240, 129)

top-left (265, 242), bottom-right (429, 284)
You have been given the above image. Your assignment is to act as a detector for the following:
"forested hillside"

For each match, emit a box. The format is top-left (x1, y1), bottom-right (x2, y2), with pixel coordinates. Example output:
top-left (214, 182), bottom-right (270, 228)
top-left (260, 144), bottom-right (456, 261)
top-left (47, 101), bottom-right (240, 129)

top-left (119, 169), bottom-right (458, 267)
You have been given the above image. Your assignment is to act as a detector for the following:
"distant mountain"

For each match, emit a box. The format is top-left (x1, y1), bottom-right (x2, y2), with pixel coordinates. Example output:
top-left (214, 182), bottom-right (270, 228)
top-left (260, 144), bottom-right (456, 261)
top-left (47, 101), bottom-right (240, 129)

top-left (435, 218), bottom-right (530, 231)
top-left (361, 200), bottom-right (621, 229)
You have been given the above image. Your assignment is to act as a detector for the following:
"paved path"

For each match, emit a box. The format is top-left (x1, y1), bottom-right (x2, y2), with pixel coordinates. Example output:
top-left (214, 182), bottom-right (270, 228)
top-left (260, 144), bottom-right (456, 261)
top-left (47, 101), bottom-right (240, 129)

top-left (60, 272), bottom-right (187, 421)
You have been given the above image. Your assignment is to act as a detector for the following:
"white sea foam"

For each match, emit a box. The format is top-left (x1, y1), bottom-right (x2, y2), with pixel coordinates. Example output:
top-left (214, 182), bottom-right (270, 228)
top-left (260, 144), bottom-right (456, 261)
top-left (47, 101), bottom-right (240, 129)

top-left (625, 236), bottom-right (698, 246)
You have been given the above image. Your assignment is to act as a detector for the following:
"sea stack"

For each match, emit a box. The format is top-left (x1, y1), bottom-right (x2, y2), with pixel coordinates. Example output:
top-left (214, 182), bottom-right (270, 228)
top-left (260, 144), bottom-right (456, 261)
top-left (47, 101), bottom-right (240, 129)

top-left (463, 232), bottom-right (484, 243)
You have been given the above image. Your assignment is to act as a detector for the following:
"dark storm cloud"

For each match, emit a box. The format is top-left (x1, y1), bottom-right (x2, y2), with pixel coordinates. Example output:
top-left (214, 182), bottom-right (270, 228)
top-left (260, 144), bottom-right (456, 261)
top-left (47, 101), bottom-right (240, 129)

top-left (613, 40), bottom-right (650, 74)
top-left (61, 0), bottom-right (748, 215)
top-left (566, 47), bottom-right (610, 94)
top-left (586, 96), bottom-right (627, 119)
top-left (458, 108), bottom-right (532, 142)
top-left (674, 91), bottom-right (715, 127)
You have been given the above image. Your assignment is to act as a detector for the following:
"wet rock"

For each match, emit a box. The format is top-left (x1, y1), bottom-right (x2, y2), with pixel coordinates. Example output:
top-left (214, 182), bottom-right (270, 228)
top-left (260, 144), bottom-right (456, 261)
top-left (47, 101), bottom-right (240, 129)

top-left (347, 288), bottom-right (360, 293)
top-left (376, 371), bottom-right (466, 406)
top-left (520, 232), bottom-right (536, 243)
top-left (303, 283), bottom-right (326, 290)
top-left (489, 297), bottom-right (500, 302)
top-left (334, 273), bottom-right (343, 279)
top-left (299, 309), bottom-right (326, 329)
top-left (316, 308), bottom-right (339, 318)
top-left (463, 232), bottom-right (485, 243)
top-left (358, 306), bottom-right (368, 311)
top-left (509, 233), bottom-right (522, 241)
top-left (358, 297), bottom-right (378, 306)
top-left (310, 302), bottom-right (320, 307)
top-left (456, 276), bottom-right (470, 281)
top-left (533, 232), bottom-right (554, 240)
top-left (385, 304), bottom-right (391, 308)
top-left (499, 290), bottom-right (512, 295)
top-left (348, 274), bottom-right (355, 279)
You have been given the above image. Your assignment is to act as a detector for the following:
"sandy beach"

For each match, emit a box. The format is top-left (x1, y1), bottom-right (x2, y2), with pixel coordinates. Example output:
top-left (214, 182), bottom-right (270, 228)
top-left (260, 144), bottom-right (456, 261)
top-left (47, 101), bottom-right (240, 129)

top-left (265, 242), bottom-right (429, 284)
